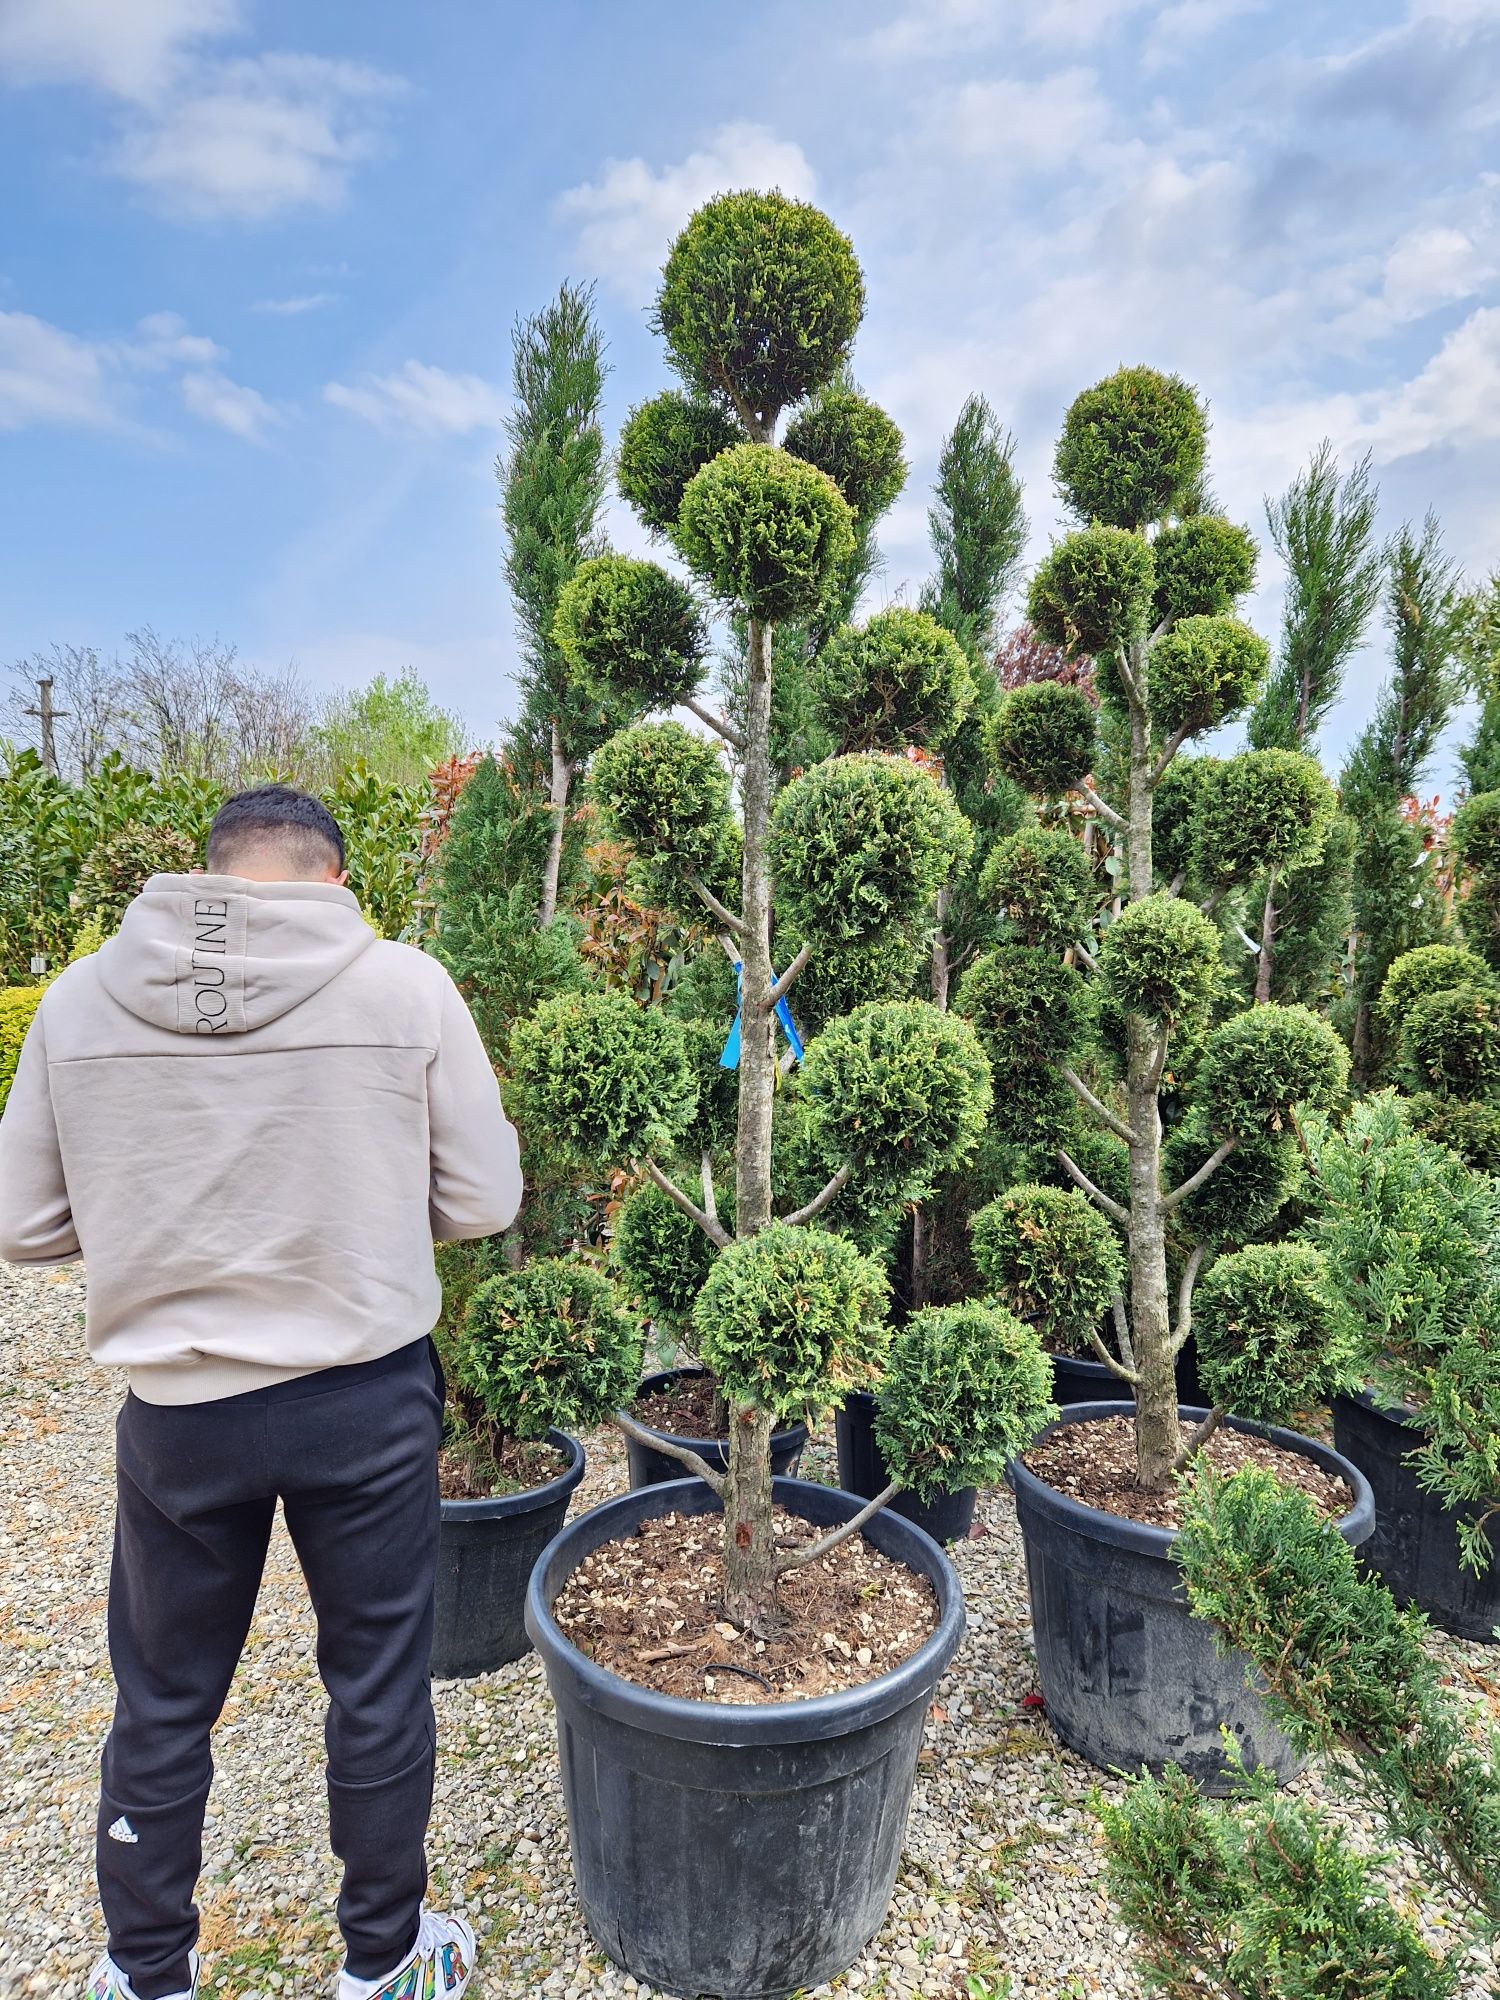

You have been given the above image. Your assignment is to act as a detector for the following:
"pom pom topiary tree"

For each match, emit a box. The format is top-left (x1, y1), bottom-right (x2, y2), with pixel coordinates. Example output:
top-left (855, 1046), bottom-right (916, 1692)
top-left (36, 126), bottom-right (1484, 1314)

top-left (511, 191), bottom-right (1054, 1631)
top-left (969, 366), bottom-right (1350, 1489)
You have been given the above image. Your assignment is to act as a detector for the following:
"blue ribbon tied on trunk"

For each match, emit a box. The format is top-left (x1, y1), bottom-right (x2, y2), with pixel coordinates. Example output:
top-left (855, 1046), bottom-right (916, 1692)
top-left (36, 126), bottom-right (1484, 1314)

top-left (720, 959), bottom-right (804, 1070)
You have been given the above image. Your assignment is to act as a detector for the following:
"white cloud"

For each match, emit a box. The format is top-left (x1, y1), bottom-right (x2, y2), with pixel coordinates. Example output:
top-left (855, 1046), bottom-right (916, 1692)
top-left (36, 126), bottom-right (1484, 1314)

top-left (1143, 0), bottom-right (1265, 67)
top-left (181, 368), bottom-right (280, 440)
top-left (0, 0), bottom-right (236, 100)
top-left (556, 122), bottom-right (818, 298)
top-left (253, 292), bottom-right (335, 315)
top-left (0, 1), bottom-right (401, 221)
top-left (132, 308), bottom-right (223, 368)
top-left (323, 361), bottom-right (507, 438)
top-left (0, 311), bottom-right (118, 431)
top-left (948, 70), bottom-right (1110, 168)
top-left (110, 53), bottom-right (401, 220)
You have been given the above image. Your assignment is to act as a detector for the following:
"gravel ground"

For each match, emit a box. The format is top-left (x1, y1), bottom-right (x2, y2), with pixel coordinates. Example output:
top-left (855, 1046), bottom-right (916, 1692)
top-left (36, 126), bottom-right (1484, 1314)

top-left (3, 1258), bottom-right (1497, 2000)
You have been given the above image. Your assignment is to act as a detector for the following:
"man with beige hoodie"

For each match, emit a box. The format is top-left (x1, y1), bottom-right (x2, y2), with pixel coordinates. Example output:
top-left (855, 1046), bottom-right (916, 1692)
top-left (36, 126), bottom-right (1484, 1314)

top-left (0, 785), bottom-right (522, 2000)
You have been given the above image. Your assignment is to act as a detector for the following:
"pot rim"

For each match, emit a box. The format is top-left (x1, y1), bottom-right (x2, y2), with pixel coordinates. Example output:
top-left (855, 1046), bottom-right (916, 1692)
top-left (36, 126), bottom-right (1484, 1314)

top-left (439, 1426), bottom-right (586, 1523)
top-left (623, 1365), bottom-right (810, 1454)
top-left (1009, 1399), bottom-right (1375, 1557)
top-left (525, 1473), bottom-right (966, 1746)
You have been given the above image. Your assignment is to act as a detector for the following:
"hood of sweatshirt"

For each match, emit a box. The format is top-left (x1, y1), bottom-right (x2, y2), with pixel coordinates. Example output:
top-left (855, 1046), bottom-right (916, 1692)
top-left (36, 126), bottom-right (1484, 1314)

top-left (96, 873), bottom-right (377, 1036)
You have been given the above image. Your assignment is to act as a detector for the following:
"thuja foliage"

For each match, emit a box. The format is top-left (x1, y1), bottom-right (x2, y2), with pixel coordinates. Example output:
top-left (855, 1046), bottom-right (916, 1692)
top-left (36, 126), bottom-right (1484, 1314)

top-left (510, 989), bottom-right (698, 1170)
top-left (1299, 1092), bottom-right (1500, 1571)
top-left (812, 607), bottom-right (971, 752)
top-left (874, 1303), bottom-right (1056, 1502)
top-left (971, 1184), bottom-right (1124, 1355)
top-left (462, 1259), bottom-right (644, 1445)
top-left (958, 364), bottom-right (1351, 1490)
top-left (1104, 1469), bottom-right (1500, 1994)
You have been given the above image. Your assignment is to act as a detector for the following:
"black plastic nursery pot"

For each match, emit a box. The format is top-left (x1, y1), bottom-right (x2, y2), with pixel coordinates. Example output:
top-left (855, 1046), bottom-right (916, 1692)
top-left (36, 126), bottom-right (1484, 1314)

top-left (1332, 1390), bottom-right (1500, 1644)
top-left (624, 1366), bottom-right (808, 1490)
top-left (1011, 1402), bottom-right (1375, 1792)
top-left (525, 1475), bottom-right (966, 2000)
top-left (834, 1389), bottom-right (978, 1544)
top-left (430, 1429), bottom-right (585, 1679)
top-left (1049, 1339), bottom-right (1204, 1409)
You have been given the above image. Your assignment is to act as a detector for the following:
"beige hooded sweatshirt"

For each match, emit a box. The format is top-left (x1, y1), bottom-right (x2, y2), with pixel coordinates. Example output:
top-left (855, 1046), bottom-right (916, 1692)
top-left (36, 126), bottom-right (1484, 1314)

top-left (0, 874), bottom-right (522, 1404)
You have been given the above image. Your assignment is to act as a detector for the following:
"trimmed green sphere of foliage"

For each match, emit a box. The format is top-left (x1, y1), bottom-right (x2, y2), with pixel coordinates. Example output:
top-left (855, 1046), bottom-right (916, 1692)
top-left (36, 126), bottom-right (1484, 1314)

top-left (1098, 893), bottom-right (1222, 1023)
top-left (692, 1220), bottom-right (890, 1419)
top-left (1200, 1003), bottom-right (1350, 1137)
top-left (979, 826), bottom-right (1096, 951)
top-left (986, 681), bottom-right (1097, 797)
top-left (956, 945), bottom-right (1094, 1073)
top-left (802, 999), bottom-right (993, 1208)
top-left (1149, 616), bottom-right (1269, 737)
top-left (875, 1303), bottom-right (1055, 1502)
top-left (1191, 748), bottom-right (1334, 889)
top-left (769, 752), bottom-right (972, 948)
top-left (676, 442), bottom-right (856, 622)
top-left (1151, 755), bottom-right (1219, 889)
top-left (510, 989), bottom-right (698, 1167)
top-left (1163, 1114), bottom-right (1304, 1246)
top-left (616, 391), bottom-right (744, 537)
top-left (588, 721), bottom-right (733, 879)
top-left (74, 820), bottom-right (197, 926)
top-left (1450, 790), bottom-right (1500, 876)
top-left (1054, 366), bottom-right (1207, 531)
top-left (781, 929), bottom-right (925, 1036)
top-left (461, 1258), bottom-right (644, 1441)
top-left (1193, 1243), bottom-right (1345, 1424)
top-left (1028, 526), bottom-right (1155, 662)
top-left (656, 191), bottom-right (865, 428)
top-left (783, 385), bottom-right (907, 523)
top-left (1150, 515), bottom-right (1257, 625)
top-left (612, 1180), bottom-right (720, 1332)
top-left (1405, 1092), bottom-right (1500, 1173)
top-left (552, 555), bottom-right (705, 713)
top-left (1378, 944), bottom-right (1496, 1032)
top-left (971, 1183), bottom-right (1125, 1353)
top-left (813, 607), bottom-right (973, 751)
top-left (1400, 984), bottom-right (1500, 1099)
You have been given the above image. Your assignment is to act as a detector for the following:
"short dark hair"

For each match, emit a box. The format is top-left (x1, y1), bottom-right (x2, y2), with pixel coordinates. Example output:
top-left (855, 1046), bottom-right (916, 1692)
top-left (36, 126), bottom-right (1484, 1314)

top-left (206, 785), bottom-right (346, 876)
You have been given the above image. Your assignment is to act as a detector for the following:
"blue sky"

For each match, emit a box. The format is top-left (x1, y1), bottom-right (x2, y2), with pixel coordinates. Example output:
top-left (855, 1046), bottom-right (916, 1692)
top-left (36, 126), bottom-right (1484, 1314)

top-left (2, 0), bottom-right (1498, 784)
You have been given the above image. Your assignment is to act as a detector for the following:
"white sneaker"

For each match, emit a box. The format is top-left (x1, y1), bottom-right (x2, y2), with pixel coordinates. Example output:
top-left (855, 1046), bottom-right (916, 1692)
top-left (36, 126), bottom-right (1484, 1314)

top-left (86, 1953), bottom-right (198, 2000)
top-left (337, 1910), bottom-right (476, 2000)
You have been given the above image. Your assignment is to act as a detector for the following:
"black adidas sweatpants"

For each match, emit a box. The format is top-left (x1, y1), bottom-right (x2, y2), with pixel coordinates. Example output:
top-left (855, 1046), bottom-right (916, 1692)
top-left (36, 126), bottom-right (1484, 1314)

top-left (98, 1338), bottom-right (444, 1999)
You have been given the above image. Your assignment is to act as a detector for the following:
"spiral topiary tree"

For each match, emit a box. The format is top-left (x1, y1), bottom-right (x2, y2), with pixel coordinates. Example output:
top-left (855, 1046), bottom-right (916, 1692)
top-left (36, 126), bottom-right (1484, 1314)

top-left (509, 191), bottom-right (1054, 1630)
top-left (967, 367), bottom-right (1350, 1489)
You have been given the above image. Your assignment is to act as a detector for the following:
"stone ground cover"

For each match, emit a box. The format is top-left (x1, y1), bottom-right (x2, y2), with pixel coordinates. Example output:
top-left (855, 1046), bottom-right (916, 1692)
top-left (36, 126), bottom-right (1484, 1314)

top-left (2, 1260), bottom-right (1496, 2000)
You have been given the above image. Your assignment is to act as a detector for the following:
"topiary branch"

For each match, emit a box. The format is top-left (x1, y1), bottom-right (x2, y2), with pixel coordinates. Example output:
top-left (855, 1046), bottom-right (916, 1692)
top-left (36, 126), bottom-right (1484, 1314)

top-left (686, 875), bottom-right (746, 936)
top-left (683, 696), bottom-right (745, 751)
top-left (637, 1155), bottom-right (733, 1248)
top-left (1200, 886), bottom-right (1227, 917)
top-left (1057, 1145), bottom-right (1131, 1227)
top-left (1174, 1405), bottom-right (1230, 1471)
top-left (1147, 1025), bottom-right (1170, 1096)
top-left (782, 1164), bottom-right (851, 1227)
top-left (1113, 644), bottom-right (1144, 708)
top-left (1111, 1293), bottom-right (1137, 1372)
top-left (774, 1480), bottom-right (902, 1576)
top-left (1164, 1137), bottom-right (1239, 1211)
top-left (1082, 783), bottom-right (1127, 830)
top-left (1149, 722), bottom-right (1193, 788)
top-left (1171, 1242), bottom-right (1209, 1358)
top-left (613, 1409), bottom-right (727, 1497)
top-left (1061, 1064), bottom-right (1141, 1146)
top-left (700, 1148), bottom-right (719, 1223)
top-left (762, 943), bottom-right (811, 1012)
top-left (1087, 1325), bottom-right (1141, 1385)
top-left (1071, 937), bottom-right (1099, 972)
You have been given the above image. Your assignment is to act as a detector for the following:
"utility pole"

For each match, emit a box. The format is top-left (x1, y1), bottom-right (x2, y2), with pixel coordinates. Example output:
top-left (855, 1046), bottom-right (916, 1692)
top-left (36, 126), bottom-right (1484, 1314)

top-left (23, 675), bottom-right (68, 776)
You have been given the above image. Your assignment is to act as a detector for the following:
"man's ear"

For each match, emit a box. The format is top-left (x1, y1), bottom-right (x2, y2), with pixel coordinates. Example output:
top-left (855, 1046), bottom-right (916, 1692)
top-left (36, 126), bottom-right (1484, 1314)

top-left (332, 868), bottom-right (350, 887)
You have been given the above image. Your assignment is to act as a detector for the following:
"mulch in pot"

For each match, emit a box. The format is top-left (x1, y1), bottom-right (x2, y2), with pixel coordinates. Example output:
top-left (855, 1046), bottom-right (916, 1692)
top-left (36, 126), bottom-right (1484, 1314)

top-left (438, 1435), bottom-right (567, 1502)
top-left (552, 1506), bottom-right (938, 1704)
top-left (631, 1371), bottom-right (724, 1439)
top-left (1022, 1414), bottom-right (1351, 1531)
